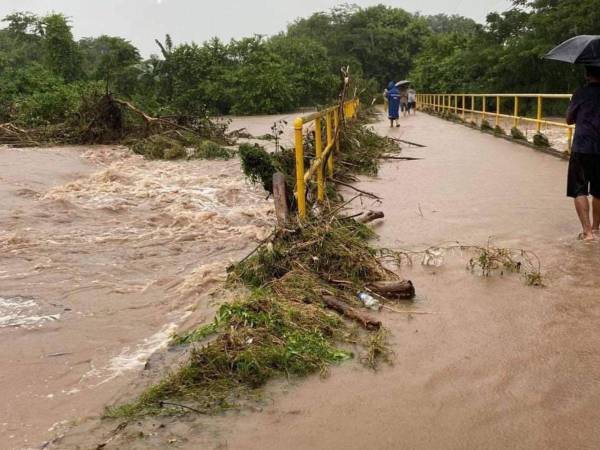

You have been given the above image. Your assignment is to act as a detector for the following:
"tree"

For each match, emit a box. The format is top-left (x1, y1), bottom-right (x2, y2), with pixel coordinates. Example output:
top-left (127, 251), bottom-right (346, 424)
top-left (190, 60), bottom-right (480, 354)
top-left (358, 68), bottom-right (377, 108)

top-left (42, 13), bottom-right (82, 82)
top-left (79, 35), bottom-right (141, 95)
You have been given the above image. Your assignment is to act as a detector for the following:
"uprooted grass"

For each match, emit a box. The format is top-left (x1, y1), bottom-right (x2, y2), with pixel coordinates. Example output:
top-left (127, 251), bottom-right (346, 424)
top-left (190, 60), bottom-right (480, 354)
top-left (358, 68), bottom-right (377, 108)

top-left (130, 131), bottom-right (235, 160)
top-left (229, 216), bottom-right (390, 289)
top-left (107, 290), bottom-right (354, 418)
top-left (383, 242), bottom-right (544, 287)
top-left (108, 214), bottom-right (396, 419)
top-left (338, 114), bottom-right (401, 177)
top-left (237, 110), bottom-right (401, 212)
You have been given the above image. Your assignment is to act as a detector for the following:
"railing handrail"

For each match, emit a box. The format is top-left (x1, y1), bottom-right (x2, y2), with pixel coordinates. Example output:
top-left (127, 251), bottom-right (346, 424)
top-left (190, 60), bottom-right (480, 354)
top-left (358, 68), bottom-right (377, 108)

top-left (429, 93), bottom-right (572, 99)
top-left (294, 98), bottom-right (359, 219)
top-left (416, 92), bottom-right (574, 150)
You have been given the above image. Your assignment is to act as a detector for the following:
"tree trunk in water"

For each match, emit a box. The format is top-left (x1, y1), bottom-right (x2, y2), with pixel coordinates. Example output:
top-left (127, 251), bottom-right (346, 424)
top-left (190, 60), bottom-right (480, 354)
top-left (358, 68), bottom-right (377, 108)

top-left (368, 280), bottom-right (415, 300)
top-left (323, 296), bottom-right (381, 330)
top-left (272, 172), bottom-right (289, 227)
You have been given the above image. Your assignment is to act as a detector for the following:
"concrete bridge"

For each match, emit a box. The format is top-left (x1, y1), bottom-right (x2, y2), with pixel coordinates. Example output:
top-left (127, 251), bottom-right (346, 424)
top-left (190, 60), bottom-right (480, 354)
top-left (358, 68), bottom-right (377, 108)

top-left (223, 109), bottom-right (600, 450)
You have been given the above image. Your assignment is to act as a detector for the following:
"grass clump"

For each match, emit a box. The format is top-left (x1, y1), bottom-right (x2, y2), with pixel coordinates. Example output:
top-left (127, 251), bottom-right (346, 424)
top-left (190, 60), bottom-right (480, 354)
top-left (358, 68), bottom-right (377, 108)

top-left (338, 117), bottom-right (401, 176)
top-left (480, 119), bottom-right (493, 131)
top-left (494, 125), bottom-right (506, 135)
top-left (108, 106), bottom-right (398, 421)
top-left (191, 140), bottom-right (234, 160)
top-left (533, 133), bottom-right (550, 147)
top-left (131, 131), bottom-right (233, 160)
top-left (511, 126), bottom-right (527, 140)
top-left (238, 143), bottom-right (296, 206)
top-left (107, 291), bottom-right (353, 419)
top-left (467, 243), bottom-right (544, 286)
top-left (229, 216), bottom-right (386, 289)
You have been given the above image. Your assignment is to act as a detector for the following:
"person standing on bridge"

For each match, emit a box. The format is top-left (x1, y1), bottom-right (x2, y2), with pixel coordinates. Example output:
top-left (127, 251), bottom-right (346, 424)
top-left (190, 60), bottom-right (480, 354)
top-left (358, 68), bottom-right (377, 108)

top-left (385, 81), bottom-right (401, 127)
top-left (566, 65), bottom-right (600, 241)
top-left (408, 87), bottom-right (417, 115)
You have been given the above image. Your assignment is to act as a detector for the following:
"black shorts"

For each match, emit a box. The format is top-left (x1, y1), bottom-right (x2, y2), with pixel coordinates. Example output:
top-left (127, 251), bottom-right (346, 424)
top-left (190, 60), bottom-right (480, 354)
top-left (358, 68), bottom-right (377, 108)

top-left (567, 152), bottom-right (600, 198)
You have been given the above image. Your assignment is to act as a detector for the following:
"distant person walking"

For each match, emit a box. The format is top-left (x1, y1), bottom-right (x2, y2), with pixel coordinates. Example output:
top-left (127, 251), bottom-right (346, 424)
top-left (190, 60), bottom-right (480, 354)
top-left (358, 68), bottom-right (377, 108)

top-left (566, 65), bottom-right (600, 241)
top-left (399, 86), bottom-right (409, 117)
top-left (385, 81), bottom-right (400, 127)
top-left (408, 88), bottom-right (417, 115)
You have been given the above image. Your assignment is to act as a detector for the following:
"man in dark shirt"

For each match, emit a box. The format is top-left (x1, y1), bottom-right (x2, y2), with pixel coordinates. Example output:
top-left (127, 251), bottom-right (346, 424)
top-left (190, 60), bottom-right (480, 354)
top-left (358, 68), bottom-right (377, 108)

top-left (566, 65), bottom-right (600, 241)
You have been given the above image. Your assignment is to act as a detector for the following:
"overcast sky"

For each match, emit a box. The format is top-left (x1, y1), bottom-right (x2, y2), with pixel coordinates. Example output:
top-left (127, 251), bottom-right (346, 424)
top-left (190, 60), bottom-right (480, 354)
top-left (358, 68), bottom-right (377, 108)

top-left (0, 0), bottom-right (512, 56)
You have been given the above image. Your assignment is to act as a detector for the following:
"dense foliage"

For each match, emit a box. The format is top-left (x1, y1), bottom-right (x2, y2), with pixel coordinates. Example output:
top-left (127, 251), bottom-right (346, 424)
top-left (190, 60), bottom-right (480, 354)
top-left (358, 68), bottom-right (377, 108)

top-left (410, 0), bottom-right (600, 93)
top-left (0, 1), bottom-right (597, 123)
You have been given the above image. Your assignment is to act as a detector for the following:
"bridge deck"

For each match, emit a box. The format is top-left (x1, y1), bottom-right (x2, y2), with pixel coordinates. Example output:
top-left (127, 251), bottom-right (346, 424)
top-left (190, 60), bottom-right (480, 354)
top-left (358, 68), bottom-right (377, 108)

top-left (225, 112), bottom-right (600, 450)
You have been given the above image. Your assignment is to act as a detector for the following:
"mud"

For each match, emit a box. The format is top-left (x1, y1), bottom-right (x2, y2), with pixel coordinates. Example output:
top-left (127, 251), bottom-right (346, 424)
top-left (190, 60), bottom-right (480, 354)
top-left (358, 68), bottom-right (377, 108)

top-left (0, 141), bottom-right (273, 449)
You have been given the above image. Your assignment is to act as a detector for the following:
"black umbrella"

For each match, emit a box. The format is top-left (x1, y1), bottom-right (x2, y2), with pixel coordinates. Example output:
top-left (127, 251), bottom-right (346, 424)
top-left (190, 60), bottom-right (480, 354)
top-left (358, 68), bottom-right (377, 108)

top-left (544, 35), bottom-right (600, 66)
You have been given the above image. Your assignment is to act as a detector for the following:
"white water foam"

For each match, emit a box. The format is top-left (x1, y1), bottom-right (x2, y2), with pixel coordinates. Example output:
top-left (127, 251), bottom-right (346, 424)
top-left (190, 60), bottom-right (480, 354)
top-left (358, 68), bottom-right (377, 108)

top-left (0, 296), bottom-right (60, 328)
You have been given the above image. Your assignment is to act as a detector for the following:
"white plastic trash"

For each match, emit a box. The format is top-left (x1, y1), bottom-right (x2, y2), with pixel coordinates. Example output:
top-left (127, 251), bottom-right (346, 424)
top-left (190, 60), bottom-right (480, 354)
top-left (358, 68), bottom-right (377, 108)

top-left (358, 292), bottom-right (381, 311)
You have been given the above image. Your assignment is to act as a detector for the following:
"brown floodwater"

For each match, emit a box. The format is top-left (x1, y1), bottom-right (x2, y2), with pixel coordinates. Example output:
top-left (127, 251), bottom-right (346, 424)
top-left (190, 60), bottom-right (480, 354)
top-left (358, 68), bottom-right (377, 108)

top-left (0, 142), bottom-right (274, 449)
top-left (10, 111), bottom-right (600, 450)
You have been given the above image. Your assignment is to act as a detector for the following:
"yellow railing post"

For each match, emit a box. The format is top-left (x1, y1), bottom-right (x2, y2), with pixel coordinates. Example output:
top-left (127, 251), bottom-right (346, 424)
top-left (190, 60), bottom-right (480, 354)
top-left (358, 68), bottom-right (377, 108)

top-left (462, 94), bottom-right (466, 120)
top-left (326, 110), bottom-right (334, 178)
top-left (482, 95), bottom-right (487, 121)
top-left (536, 95), bottom-right (543, 133)
top-left (334, 108), bottom-right (340, 156)
top-left (294, 118), bottom-right (306, 219)
top-left (454, 94), bottom-right (458, 114)
top-left (513, 96), bottom-right (519, 128)
top-left (495, 95), bottom-right (500, 127)
top-left (314, 116), bottom-right (324, 203)
top-left (567, 127), bottom-right (573, 151)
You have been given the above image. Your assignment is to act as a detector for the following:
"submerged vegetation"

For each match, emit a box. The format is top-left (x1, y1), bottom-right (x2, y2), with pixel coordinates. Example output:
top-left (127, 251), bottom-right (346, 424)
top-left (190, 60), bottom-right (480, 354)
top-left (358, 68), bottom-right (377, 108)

top-left (106, 107), bottom-right (406, 419)
top-left (107, 216), bottom-right (399, 419)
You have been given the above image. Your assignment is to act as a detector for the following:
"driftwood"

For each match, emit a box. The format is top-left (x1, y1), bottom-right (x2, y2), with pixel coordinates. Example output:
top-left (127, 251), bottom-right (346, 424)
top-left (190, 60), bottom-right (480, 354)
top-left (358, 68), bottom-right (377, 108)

top-left (333, 179), bottom-right (381, 200)
top-left (273, 172), bottom-right (289, 226)
top-left (368, 280), bottom-right (415, 300)
top-left (358, 210), bottom-right (385, 224)
top-left (390, 137), bottom-right (427, 148)
top-left (380, 155), bottom-right (422, 161)
top-left (323, 296), bottom-right (381, 330)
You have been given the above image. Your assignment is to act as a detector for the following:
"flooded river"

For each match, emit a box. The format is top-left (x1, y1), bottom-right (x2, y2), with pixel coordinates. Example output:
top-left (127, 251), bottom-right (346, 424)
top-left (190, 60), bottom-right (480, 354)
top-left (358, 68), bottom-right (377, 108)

top-left (0, 139), bottom-right (274, 449)
top-left (4, 111), bottom-right (600, 449)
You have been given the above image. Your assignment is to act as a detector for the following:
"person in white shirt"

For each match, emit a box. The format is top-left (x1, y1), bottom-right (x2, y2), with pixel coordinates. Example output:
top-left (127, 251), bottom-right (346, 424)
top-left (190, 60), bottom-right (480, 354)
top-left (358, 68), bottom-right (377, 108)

top-left (407, 88), bottom-right (417, 115)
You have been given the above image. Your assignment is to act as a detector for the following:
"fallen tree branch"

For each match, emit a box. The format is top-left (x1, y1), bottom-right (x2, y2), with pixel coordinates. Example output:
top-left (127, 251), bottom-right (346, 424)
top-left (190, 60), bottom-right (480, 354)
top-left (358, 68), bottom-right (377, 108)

top-left (380, 155), bottom-right (422, 161)
top-left (389, 137), bottom-right (427, 148)
top-left (367, 280), bottom-right (416, 300)
top-left (332, 178), bottom-right (382, 200)
top-left (358, 210), bottom-right (385, 224)
top-left (323, 296), bottom-right (381, 330)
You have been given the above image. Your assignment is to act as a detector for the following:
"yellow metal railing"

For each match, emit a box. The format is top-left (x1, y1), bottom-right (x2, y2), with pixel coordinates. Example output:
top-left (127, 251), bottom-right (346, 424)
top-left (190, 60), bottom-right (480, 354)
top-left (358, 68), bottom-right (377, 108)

top-left (294, 98), bottom-right (359, 219)
top-left (416, 93), bottom-right (575, 150)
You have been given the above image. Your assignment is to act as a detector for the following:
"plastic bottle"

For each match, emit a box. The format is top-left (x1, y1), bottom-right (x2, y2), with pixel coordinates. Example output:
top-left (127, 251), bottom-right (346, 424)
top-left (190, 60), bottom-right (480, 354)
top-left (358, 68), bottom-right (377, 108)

top-left (358, 292), bottom-right (381, 311)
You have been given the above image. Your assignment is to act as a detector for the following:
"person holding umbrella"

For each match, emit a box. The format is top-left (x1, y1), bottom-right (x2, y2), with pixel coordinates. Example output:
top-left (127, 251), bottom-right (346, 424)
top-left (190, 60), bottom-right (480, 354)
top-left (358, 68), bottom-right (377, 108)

top-left (385, 81), bottom-right (401, 128)
top-left (545, 36), bottom-right (600, 241)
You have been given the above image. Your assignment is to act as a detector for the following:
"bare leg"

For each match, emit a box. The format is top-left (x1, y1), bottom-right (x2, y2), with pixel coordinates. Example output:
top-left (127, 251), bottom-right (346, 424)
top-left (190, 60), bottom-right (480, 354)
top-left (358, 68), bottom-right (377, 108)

top-left (592, 196), bottom-right (600, 231)
top-left (574, 196), bottom-right (594, 240)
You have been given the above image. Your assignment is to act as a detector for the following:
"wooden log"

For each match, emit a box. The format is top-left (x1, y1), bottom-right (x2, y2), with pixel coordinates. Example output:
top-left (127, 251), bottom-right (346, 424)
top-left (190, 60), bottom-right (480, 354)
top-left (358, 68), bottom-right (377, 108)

top-left (272, 172), bottom-right (289, 226)
top-left (323, 296), bottom-right (381, 330)
top-left (368, 280), bottom-right (416, 300)
top-left (358, 210), bottom-right (385, 224)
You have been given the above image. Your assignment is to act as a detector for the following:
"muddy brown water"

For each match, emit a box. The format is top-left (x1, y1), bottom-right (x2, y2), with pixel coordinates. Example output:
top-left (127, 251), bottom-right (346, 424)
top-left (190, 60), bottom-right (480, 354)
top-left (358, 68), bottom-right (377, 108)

top-left (0, 142), bottom-right (274, 449)
top-left (5, 111), bottom-right (600, 449)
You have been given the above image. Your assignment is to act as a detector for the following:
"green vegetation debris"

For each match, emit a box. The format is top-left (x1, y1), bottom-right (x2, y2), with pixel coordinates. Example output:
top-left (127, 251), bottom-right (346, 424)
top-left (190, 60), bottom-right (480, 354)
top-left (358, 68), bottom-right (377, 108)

top-left (533, 133), bottom-right (550, 148)
top-left (511, 127), bottom-right (527, 141)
